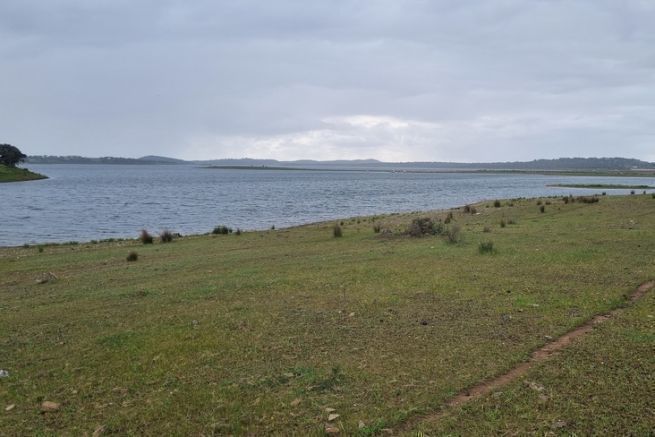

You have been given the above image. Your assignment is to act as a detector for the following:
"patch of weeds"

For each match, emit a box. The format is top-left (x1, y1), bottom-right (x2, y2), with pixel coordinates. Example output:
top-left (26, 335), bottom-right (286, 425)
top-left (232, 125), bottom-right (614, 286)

top-left (139, 229), bottom-right (154, 244)
top-left (37, 245), bottom-right (44, 253)
top-left (539, 205), bottom-right (546, 213)
top-left (160, 230), bottom-right (174, 243)
top-left (562, 196), bottom-right (570, 204)
top-left (446, 224), bottom-right (461, 244)
top-left (444, 212), bottom-right (453, 224)
top-left (576, 196), bottom-right (599, 204)
top-left (630, 190), bottom-right (635, 195)
top-left (235, 228), bottom-right (242, 235)
top-left (97, 331), bottom-right (136, 349)
top-left (333, 223), bottom-right (343, 238)
top-left (493, 200), bottom-right (501, 208)
top-left (212, 225), bottom-right (232, 235)
top-left (500, 218), bottom-right (506, 228)
top-left (310, 366), bottom-right (345, 392)
top-left (373, 224), bottom-right (381, 233)
top-left (408, 217), bottom-right (443, 237)
top-left (478, 241), bottom-right (495, 254)
top-left (463, 205), bottom-right (477, 214)
top-left (536, 200), bottom-right (543, 206)
top-left (126, 251), bottom-right (138, 262)
top-left (483, 226), bottom-right (491, 233)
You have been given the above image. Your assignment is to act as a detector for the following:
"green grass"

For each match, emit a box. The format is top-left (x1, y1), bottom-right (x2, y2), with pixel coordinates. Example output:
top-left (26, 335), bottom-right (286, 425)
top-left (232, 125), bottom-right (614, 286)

top-left (1, 196), bottom-right (654, 434)
top-left (549, 183), bottom-right (654, 189)
top-left (0, 164), bottom-right (47, 182)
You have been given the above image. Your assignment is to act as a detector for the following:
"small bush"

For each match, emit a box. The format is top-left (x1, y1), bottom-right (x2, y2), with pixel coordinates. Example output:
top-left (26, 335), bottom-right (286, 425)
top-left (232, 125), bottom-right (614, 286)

top-left (464, 204), bottom-right (477, 214)
top-left (500, 218), bottom-right (506, 228)
top-left (160, 230), bottom-right (174, 243)
top-left (333, 223), bottom-right (343, 238)
top-left (602, 192), bottom-right (607, 196)
top-left (235, 228), bottom-right (242, 235)
top-left (576, 196), bottom-right (599, 204)
top-left (483, 226), bottom-right (491, 233)
top-left (408, 217), bottom-right (443, 237)
top-left (493, 200), bottom-right (501, 208)
top-left (652, 193), bottom-right (655, 199)
top-left (140, 230), bottom-right (154, 244)
top-left (126, 251), bottom-right (138, 262)
top-left (212, 225), bottom-right (232, 235)
top-left (38, 246), bottom-right (44, 253)
top-left (545, 200), bottom-right (551, 205)
top-left (373, 224), bottom-right (381, 233)
top-left (478, 241), bottom-right (494, 254)
top-left (562, 196), bottom-right (569, 204)
top-left (271, 225), bottom-right (276, 230)
top-left (540, 205), bottom-right (545, 213)
top-left (536, 200), bottom-right (542, 205)
top-left (630, 190), bottom-right (635, 195)
top-left (446, 224), bottom-right (461, 244)
top-left (444, 212), bottom-right (453, 224)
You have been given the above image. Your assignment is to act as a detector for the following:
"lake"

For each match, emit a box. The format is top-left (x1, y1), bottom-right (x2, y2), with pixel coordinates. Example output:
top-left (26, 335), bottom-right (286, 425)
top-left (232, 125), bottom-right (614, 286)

top-left (2, 164), bottom-right (654, 246)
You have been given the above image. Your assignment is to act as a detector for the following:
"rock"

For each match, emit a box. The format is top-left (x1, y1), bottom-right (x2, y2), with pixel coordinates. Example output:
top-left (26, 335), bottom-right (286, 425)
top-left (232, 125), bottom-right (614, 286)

top-left (325, 424), bottom-right (340, 434)
top-left (0, 370), bottom-right (9, 378)
top-left (290, 398), bottom-right (301, 407)
top-left (92, 425), bottom-right (106, 437)
top-left (328, 413), bottom-right (340, 421)
top-left (325, 407), bottom-right (336, 413)
top-left (348, 312), bottom-right (355, 317)
top-left (551, 420), bottom-right (567, 429)
top-left (525, 380), bottom-right (545, 392)
top-left (41, 401), bottom-right (61, 412)
top-left (36, 272), bottom-right (58, 284)
top-left (358, 421), bottom-right (366, 429)
top-left (5, 404), bottom-right (15, 411)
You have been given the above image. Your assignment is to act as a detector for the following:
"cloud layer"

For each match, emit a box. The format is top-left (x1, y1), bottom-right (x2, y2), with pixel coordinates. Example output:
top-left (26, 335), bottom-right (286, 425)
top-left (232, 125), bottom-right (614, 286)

top-left (1, 1), bottom-right (654, 161)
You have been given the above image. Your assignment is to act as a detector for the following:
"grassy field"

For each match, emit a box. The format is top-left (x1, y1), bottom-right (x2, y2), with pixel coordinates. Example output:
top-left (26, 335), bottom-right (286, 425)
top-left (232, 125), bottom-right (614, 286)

top-left (1, 195), bottom-right (654, 435)
top-left (549, 183), bottom-right (654, 189)
top-left (0, 164), bottom-right (47, 183)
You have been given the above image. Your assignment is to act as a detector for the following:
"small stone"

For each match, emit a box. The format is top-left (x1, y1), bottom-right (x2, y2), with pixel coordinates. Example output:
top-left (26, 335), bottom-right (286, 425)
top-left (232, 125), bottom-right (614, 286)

top-left (328, 413), bottom-right (340, 421)
top-left (544, 335), bottom-right (553, 340)
top-left (525, 381), bottom-right (545, 392)
top-left (0, 370), bottom-right (9, 378)
top-left (348, 312), bottom-right (355, 317)
top-left (5, 404), bottom-right (15, 411)
top-left (325, 425), bottom-right (340, 434)
top-left (325, 407), bottom-right (336, 413)
top-left (358, 420), bottom-right (366, 429)
top-left (551, 420), bottom-right (567, 429)
top-left (41, 401), bottom-right (60, 412)
top-left (92, 425), bottom-right (106, 437)
top-left (290, 398), bottom-right (301, 407)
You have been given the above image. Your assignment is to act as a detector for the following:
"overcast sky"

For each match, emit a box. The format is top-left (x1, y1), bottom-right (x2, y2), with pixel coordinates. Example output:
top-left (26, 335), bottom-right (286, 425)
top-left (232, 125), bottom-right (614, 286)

top-left (1, 1), bottom-right (654, 162)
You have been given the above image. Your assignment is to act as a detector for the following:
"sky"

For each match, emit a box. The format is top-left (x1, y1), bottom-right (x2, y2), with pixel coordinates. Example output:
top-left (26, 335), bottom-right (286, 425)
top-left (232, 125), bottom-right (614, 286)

top-left (1, 1), bottom-right (654, 162)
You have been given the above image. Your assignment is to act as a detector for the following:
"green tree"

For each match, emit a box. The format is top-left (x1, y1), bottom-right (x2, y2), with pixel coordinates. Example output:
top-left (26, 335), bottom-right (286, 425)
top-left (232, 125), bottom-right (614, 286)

top-left (0, 144), bottom-right (27, 167)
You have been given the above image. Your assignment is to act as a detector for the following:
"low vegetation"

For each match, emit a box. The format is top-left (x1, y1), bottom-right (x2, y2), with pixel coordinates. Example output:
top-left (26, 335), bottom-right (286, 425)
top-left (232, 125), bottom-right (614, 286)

top-left (0, 164), bottom-right (47, 183)
top-left (1, 196), bottom-right (654, 435)
top-left (139, 229), bottom-right (154, 244)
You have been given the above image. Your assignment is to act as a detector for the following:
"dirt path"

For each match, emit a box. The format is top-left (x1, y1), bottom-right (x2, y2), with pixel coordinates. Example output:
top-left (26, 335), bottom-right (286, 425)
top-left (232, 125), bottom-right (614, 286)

top-left (399, 280), bottom-right (655, 433)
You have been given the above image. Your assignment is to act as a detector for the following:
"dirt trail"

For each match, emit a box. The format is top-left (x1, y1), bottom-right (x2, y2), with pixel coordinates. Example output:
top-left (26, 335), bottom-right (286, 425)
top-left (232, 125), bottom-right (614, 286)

top-left (399, 280), bottom-right (655, 433)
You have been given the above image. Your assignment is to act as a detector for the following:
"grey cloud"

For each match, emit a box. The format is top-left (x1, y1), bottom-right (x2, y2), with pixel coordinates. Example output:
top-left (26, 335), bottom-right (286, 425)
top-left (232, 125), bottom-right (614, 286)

top-left (0, 1), bottom-right (654, 161)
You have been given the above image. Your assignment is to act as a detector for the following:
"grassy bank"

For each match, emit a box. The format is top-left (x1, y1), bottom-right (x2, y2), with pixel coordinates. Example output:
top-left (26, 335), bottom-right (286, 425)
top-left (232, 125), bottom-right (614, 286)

top-left (549, 183), bottom-right (654, 189)
top-left (0, 164), bottom-right (47, 183)
top-left (1, 195), bottom-right (654, 434)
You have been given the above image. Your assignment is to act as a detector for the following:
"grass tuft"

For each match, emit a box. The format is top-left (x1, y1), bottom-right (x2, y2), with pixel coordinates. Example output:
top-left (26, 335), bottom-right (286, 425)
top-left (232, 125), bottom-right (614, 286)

top-left (139, 229), bottom-right (154, 244)
top-left (333, 223), bottom-right (343, 238)
top-left (126, 251), bottom-right (138, 262)
top-left (478, 241), bottom-right (495, 254)
top-left (160, 230), bottom-right (174, 243)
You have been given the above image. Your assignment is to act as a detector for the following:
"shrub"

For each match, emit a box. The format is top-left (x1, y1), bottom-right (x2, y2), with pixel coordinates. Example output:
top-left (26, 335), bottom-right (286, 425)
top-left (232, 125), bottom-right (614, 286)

top-left (126, 251), bottom-right (138, 262)
top-left (139, 230), bottom-right (154, 244)
top-left (483, 226), bottom-right (491, 233)
top-left (576, 196), bottom-right (599, 204)
top-left (562, 196), bottom-right (569, 204)
top-left (271, 225), bottom-right (276, 230)
top-left (536, 200), bottom-right (542, 205)
top-left (333, 223), bottom-right (343, 238)
top-left (373, 224), bottom-right (381, 233)
top-left (38, 246), bottom-right (44, 253)
top-left (464, 205), bottom-right (477, 214)
top-left (630, 190), bottom-right (635, 195)
top-left (408, 217), bottom-right (443, 237)
top-left (160, 230), bottom-right (174, 243)
top-left (235, 228), bottom-right (242, 235)
top-left (212, 225), bottom-right (232, 235)
top-left (540, 205), bottom-right (545, 213)
top-left (602, 192), bottom-right (607, 196)
top-left (500, 218), bottom-right (506, 228)
top-left (444, 212), bottom-right (454, 224)
top-left (652, 193), bottom-right (655, 199)
top-left (493, 200), bottom-right (501, 208)
top-left (478, 241), bottom-right (494, 254)
top-left (446, 224), bottom-right (461, 244)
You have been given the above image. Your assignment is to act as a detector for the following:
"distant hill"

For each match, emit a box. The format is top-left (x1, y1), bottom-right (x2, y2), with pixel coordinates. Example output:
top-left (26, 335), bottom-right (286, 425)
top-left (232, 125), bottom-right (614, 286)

top-left (26, 155), bottom-right (655, 171)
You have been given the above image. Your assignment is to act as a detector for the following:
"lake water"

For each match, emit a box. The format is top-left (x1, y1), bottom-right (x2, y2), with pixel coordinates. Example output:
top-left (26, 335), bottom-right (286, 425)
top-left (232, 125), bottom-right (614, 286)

top-left (2, 164), bottom-right (654, 246)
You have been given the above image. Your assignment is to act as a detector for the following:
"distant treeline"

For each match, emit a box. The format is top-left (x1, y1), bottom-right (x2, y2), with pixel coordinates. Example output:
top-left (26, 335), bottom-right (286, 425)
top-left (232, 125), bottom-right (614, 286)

top-left (26, 155), bottom-right (655, 170)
